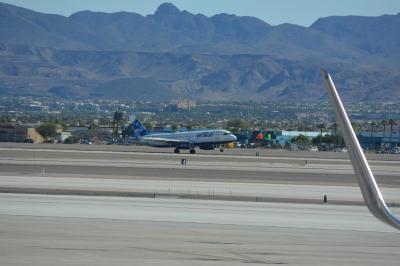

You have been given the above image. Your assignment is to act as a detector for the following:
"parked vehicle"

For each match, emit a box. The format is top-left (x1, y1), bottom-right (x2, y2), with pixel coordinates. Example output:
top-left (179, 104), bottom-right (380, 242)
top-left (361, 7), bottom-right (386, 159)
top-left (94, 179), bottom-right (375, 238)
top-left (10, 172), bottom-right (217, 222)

top-left (391, 147), bottom-right (400, 154)
top-left (80, 139), bottom-right (92, 145)
top-left (336, 147), bottom-right (348, 153)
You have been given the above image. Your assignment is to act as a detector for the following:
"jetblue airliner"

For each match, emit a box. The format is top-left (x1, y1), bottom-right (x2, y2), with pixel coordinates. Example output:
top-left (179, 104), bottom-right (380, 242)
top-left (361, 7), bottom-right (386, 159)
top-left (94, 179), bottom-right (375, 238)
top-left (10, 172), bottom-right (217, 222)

top-left (132, 120), bottom-right (237, 154)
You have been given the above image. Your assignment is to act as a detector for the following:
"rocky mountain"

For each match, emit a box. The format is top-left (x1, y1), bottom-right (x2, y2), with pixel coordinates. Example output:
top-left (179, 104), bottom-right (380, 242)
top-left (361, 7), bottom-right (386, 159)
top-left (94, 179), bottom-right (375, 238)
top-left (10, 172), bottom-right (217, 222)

top-left (0, 2), bottom-right (399, 101)
top-left (311, 13), bottom-right (400, 59)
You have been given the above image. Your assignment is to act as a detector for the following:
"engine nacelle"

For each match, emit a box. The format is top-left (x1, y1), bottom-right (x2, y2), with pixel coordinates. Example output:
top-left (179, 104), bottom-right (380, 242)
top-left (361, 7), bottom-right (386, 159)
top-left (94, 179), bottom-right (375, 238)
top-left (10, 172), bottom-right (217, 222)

top-left (199, 144), bottom-right (216, 150)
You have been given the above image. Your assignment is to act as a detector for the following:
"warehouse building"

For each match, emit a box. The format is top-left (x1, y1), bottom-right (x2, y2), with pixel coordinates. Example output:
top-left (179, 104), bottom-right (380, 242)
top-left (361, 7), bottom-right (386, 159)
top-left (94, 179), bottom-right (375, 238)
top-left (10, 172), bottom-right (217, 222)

top-left (0, 123), bottom-right (44, 143)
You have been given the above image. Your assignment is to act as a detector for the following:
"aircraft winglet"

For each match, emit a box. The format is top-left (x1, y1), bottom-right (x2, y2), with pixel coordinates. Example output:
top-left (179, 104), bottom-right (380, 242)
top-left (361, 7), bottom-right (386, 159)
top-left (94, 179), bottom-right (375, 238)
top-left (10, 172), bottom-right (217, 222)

top-left (321, 69), bottom-right (400, 230)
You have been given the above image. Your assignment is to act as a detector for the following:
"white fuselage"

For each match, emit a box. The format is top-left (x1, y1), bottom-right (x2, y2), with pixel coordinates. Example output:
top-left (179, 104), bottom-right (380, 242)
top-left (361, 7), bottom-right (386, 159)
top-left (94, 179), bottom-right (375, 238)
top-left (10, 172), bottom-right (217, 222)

top-left (140, 129), bottom-right (237, 148)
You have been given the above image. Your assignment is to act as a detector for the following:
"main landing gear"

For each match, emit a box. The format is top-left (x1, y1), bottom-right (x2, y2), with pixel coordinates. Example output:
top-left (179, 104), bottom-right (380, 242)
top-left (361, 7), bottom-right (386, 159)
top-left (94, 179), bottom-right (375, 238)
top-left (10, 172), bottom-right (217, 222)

top-left (174, 146), bottom-right (196, 154)
top-left (189, 142), bottom-right (196, 154)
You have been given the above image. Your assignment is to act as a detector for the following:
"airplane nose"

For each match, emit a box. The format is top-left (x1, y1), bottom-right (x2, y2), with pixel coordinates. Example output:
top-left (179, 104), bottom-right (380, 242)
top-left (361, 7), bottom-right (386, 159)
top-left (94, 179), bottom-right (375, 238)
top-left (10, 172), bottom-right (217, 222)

top-left (231, 135), bottom-right (237, 141)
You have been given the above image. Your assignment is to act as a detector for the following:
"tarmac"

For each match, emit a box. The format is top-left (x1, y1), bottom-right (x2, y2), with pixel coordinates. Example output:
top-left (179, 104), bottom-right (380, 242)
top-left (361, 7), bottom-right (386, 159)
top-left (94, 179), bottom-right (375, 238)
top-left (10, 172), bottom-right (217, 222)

top-left (0, 194), bottom-right (399, 266)
top-left (1, 146), bottom-right (400, 187)
top-left (0, 143), bottom-right (399, 265)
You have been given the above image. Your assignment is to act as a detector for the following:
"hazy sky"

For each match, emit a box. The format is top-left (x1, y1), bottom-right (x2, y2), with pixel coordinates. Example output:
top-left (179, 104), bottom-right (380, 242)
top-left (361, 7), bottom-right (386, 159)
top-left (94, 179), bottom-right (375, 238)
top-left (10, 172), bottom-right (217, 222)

top-left (2, 0), bottom-right (400, 26)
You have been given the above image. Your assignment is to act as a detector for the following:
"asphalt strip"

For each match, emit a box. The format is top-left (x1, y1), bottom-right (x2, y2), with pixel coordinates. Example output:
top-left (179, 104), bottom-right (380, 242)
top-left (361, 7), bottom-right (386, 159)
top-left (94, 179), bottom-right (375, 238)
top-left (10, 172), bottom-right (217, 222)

top-left (3, 186), bottom-right (399, 208)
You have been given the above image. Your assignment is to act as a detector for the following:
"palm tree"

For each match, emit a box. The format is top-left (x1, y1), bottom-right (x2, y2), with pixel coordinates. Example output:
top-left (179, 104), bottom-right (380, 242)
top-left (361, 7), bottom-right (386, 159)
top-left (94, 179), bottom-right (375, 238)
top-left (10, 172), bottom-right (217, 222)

top-left (369, 121), bottom-right (376, 137)
top-left (381, 120), bottom-right (388, 147)
top-left (328, 122), bottom-right (338, 135)
top-left (351, 121), bottom-right (360, 133)
top-left (316, 123), bottom-right (325, 144)
top-left (388, 119), bottom-right (397, 148)
top-left (112, 111), bottom-right (123, 138)
top-left (317, 123), bottom-right (325, 135)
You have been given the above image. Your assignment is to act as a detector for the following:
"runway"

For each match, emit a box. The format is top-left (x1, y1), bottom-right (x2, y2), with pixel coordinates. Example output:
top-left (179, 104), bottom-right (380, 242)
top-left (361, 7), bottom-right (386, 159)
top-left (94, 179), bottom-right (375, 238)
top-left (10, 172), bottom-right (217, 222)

top-left (1, 142), bottom-right (399, 161)
top-left (0, 144), bottom-right (399, 265)
top-left (1, 145), bottom-right (400, 205)
top-left (0, 194), bottom-right (399, 266)
top-left (1, 175), bottom-right (400, 205)
top-left (1, 147), bottom-right (400, 187)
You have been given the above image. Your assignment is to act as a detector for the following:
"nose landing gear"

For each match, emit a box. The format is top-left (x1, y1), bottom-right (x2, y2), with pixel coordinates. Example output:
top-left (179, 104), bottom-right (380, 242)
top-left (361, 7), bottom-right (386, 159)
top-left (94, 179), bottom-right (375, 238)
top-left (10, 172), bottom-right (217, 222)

top-left (189, 142), bottom-right (196, 154)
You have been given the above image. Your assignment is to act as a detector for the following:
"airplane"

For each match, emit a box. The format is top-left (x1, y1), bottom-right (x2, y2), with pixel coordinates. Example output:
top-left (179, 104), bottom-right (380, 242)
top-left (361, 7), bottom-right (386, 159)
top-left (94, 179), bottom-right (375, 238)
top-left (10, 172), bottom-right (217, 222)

top-left (321, 69), bottom-right (400, 230)
top-left (131, 119), bottom-right (237, 154)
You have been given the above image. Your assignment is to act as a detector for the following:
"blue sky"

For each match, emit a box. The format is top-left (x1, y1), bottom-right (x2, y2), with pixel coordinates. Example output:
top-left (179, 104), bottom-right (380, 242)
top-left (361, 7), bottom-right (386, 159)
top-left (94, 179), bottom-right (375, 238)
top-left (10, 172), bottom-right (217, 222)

top-left (2, 0), bottom-right (400, 26)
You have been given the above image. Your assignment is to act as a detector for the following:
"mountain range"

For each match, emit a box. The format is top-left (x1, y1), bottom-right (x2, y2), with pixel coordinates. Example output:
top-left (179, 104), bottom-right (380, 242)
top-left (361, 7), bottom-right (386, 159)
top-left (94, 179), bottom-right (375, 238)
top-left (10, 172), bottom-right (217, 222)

top-left (0, 2), bottom-right (399, 101)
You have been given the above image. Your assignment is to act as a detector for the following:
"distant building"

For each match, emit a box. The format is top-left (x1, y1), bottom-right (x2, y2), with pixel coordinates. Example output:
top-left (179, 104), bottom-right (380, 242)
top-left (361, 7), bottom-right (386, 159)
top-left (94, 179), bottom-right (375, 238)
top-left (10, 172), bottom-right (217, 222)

top-left (358, 131), bottom-right (400, 150)
top-left (68, 126), bottom-right (113, 140)
top-left (55, 132), bottom-right (72, 143)
top-left (248, 130), bottom-right (277, 147)
top-left (275, 130), bottom-right (329, 145)
top-left (170, 100), bottom-right (196, 110)
top-left (296, 112), bottom-right (328, 122)
top-left (235, 132), bottom-right (252, 145)
top-left (0, 123), bottom-right (44, 143)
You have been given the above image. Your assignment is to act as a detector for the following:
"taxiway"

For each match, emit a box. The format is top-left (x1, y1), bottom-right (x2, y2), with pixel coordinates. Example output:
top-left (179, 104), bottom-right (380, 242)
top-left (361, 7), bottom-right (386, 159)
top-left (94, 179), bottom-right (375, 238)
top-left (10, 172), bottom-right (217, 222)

top-left (0, 144), bottom-right (399, 265)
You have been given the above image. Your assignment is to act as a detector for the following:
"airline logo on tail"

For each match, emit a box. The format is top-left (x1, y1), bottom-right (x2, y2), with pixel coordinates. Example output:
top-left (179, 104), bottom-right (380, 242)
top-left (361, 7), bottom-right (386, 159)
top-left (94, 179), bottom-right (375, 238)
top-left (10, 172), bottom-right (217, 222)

top-left (132, 119), bottom-right (148, 139)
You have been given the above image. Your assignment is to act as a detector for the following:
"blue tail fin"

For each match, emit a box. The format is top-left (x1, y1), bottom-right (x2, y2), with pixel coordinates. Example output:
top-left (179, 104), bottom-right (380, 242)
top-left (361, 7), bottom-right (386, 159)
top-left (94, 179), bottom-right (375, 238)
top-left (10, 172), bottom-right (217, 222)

top-left (132, 119), bottom-right (148, 139)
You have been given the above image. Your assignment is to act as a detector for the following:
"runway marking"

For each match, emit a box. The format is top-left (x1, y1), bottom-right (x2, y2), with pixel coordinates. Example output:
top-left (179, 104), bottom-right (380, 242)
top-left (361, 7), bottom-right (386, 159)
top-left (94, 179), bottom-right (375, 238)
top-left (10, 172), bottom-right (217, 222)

top-left (2, 147), bottom-right (398, 164)
top-left (129, 245), bottom-right (285, 264)
top-left (1, 158), bottom-right (398, 177)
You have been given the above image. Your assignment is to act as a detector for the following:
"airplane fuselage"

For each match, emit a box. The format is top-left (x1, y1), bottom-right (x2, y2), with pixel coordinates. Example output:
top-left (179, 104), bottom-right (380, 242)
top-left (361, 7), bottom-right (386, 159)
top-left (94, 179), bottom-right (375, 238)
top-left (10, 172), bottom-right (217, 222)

top-left (140, 129), bottom-right (236, 149)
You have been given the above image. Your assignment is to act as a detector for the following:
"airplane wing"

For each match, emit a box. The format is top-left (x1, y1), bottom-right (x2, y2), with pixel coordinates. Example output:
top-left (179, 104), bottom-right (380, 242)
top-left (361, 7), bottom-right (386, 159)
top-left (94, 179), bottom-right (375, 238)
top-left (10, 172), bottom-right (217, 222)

top-left (142, 136), bottom-right (189, 146)
top-left (321, 69), bottom-right (400, 230)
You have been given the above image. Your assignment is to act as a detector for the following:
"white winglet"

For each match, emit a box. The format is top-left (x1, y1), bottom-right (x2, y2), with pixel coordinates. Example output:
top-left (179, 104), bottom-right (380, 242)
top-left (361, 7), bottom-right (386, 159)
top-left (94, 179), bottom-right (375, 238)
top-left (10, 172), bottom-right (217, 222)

top-left (321, 69), bottom-right (400, 230)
